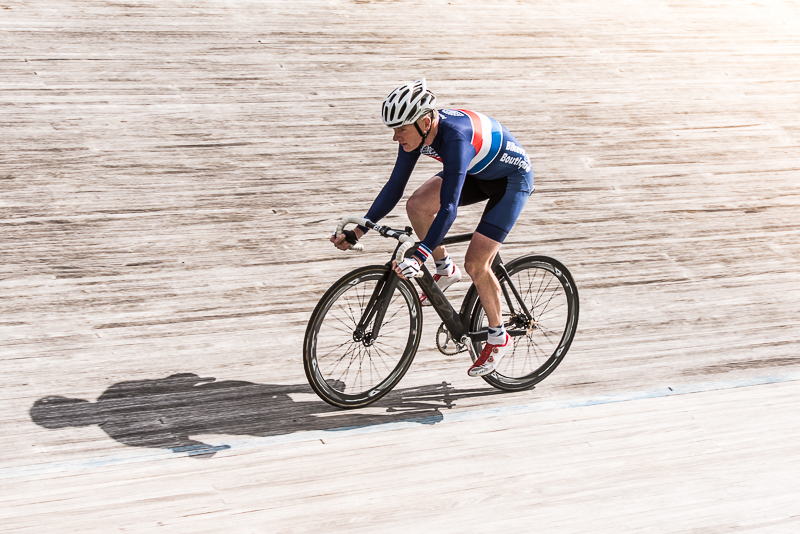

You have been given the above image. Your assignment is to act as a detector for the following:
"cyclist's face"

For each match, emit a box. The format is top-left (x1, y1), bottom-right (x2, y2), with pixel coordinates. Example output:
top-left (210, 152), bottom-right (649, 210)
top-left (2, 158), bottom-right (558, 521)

top-left (392, 124), bottom-right (421, 152)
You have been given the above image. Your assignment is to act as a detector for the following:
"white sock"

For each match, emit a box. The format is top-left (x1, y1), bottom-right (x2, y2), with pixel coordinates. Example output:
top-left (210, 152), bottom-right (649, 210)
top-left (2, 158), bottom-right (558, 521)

top-left (435, 255), bottom-right (454, 276)
top-left (487, 324), bottom-right (507, 345)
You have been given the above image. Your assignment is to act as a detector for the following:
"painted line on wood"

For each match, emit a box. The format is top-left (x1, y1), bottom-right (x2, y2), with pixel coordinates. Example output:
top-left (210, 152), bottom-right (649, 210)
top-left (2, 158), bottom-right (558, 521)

top-left (3, 372), bottom-right (799, 480)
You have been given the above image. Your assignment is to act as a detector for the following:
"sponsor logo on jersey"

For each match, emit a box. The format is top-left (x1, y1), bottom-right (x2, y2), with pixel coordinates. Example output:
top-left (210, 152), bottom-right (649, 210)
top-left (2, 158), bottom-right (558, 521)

top-left (456, 109), bottom-right (504, 174)
top-left (420, 144), bottom-right (442, 162)
top-left (499, 152), bottom-right (532, 173)
top-left (506, 140), bottom-right (527, 156)
top-left (440, 109), bottom-right (465, 117)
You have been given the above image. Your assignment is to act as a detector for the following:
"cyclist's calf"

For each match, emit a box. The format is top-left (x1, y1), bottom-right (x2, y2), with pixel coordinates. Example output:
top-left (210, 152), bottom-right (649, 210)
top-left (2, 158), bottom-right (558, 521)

top-left (464, 233), bottom-right (505, 327)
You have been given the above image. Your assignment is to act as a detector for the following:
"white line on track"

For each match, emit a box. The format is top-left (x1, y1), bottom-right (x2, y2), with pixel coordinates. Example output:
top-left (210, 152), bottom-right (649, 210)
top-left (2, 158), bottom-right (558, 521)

top-left (4, 372), bottom-right (799, 480)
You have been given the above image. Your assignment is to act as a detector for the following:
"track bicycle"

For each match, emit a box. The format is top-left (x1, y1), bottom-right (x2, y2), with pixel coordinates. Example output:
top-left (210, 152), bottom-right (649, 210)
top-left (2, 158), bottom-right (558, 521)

top-left (303, 216), bottom-right (579, 409)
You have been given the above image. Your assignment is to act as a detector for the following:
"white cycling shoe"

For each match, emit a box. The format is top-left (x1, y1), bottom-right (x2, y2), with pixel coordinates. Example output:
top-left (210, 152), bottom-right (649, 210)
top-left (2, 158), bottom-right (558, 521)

top-left (420, 264), bottom-right (462, 306)
top-left (468, 333), bottom-right (511, 377)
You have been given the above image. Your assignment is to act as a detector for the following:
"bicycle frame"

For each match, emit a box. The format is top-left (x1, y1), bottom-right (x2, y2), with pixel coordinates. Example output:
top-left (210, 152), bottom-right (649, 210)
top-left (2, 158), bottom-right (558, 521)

top-left (333, 216), bottom-right (536, 353)
top-left (307, 215), bottom-right (580, 407)
top-left (409, 233), bottom-right (478, 343)
top-left (366, 231), bottom-right (535, 351)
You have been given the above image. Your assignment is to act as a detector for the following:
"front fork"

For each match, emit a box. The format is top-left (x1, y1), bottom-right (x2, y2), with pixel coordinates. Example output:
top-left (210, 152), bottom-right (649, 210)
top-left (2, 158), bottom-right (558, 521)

top-left (354, 268), bottom-right (400, 345)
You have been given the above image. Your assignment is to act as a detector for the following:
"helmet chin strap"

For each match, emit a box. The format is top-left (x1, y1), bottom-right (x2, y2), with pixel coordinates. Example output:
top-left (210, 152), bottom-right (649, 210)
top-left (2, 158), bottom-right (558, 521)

top-left (411, 112), bottom-right (433, 152)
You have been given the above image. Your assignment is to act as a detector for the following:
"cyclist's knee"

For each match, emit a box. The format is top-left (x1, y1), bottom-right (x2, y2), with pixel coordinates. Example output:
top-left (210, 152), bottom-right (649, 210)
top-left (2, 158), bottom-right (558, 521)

top-left (406, 189), bottom-right (438, 218)
top-left (465, 233), bottom-right (502, 280)
top-left (464, 256), bottom-right (490, 280)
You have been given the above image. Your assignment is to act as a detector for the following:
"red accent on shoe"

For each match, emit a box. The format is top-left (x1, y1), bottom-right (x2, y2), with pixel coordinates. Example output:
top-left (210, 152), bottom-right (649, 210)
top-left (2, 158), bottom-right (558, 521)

top-left (420, 264), bottom-right (462, 306)
top-left (468, 333), bottom-right (511, 377)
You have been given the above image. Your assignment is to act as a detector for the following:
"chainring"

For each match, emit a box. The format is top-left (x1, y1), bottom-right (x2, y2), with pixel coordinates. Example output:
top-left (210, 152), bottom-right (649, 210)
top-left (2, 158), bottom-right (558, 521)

top-left (436, 322), bottom-right (467, 355)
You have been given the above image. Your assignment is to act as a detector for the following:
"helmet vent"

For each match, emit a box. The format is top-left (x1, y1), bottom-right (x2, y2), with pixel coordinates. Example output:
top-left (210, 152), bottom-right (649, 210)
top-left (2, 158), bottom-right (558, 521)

top-left (381, 78), bottom-right (436, 127)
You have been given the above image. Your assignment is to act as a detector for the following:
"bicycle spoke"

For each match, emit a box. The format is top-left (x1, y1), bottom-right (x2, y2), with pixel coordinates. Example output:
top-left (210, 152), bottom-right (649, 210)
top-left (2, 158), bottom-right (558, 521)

top-left (369, 343), bottom-right (395, 375)
top-left (533, 283), bottom-right (560, 316)
top-left (470, 259), bottom-right (577, 387)
top-left (535, 299), bottom-right (566, 317)
top-left (307, 268), bottom-right (420, 401)
top-left (338, 342), bottom-right (363, 390)
top-left (316, 338), bottom-right (355, 362)
top-left (326, 340), bottom-right (360, 376)
top-left (324, 318), bottom-right (358, 336)
top-left (338, 298), bottom-right (360, 329)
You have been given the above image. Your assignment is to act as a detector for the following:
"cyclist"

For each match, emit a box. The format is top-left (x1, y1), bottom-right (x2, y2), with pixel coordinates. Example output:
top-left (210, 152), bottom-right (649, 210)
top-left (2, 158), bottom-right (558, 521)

top-left (331, 79), bottom-right (533, 377)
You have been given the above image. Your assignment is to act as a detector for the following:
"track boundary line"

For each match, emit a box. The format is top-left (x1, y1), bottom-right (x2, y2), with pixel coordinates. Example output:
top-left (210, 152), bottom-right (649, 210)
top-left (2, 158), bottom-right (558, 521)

top-left (4, 372), bottom-right (799, 480)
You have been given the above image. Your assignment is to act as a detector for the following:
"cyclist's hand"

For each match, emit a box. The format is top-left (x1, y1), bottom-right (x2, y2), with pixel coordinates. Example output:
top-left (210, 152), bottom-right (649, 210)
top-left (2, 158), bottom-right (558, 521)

top-left (330, 232), bottom-right (350, 251)
top-left (394, 257), bottom-right (422, 279)
top-left (330, 228), bottom-right (362, 251)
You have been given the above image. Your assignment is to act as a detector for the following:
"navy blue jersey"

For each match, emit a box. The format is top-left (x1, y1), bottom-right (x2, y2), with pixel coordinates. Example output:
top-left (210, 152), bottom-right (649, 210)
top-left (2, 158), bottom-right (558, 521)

top-left (364, 109), bottom-right (533, 256)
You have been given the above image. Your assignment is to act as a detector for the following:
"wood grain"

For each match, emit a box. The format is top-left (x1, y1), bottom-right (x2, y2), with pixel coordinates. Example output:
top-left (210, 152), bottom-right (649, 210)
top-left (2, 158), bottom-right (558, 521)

top-left (1, 0), bottom-right (799, 531)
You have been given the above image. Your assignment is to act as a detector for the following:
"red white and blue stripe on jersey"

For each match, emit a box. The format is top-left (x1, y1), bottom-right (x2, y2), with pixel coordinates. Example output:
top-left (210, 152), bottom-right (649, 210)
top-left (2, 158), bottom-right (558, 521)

top-left (457, 109), bottom-right (504, 174)
top-left (363, 107), bottom-right (531, 259)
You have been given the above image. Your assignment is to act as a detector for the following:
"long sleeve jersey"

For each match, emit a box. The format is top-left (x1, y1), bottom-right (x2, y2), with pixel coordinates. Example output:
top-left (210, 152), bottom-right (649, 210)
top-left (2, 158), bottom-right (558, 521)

top-left (363, 109), bottom-right (532, 259)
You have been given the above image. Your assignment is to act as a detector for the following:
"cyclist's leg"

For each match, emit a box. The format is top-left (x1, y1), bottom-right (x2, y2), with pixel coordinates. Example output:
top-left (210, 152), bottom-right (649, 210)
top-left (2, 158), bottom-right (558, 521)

top-left (406, 175), bottom-right (447, 260)
top-left (464, 231), bottom-right (508, 376)
top-left (464, 232), bottom-right (504, 326)
top-left (406, 172), bottom-right (489, 260)
top-left (464, 172), bottom-right (533, 376)
top-left (465, 170), bottom-right (534, 327)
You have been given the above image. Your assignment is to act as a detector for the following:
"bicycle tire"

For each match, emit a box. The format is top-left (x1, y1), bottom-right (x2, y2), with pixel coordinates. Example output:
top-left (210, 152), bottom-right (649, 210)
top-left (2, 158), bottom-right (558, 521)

top-left (465, 255), bottom-right (579, 391)
top-left (303, 265), bottom-right (423, 408)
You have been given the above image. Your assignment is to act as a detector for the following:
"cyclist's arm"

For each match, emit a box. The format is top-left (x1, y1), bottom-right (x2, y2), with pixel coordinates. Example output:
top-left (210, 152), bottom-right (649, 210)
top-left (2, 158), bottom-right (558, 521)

top-left (357, 146), bottom-right (420, 234)
top-left (414, 136), bottom-right (474, 261)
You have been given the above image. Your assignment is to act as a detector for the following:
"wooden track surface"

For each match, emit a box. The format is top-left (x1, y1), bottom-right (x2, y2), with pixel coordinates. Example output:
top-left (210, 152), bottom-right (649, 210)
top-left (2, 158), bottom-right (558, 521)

top-left (2, 0), bottom-right (799, 531)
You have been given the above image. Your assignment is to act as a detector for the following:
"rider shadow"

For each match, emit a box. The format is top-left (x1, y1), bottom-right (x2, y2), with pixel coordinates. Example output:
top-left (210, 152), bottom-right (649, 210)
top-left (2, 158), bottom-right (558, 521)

top-left (30, 373), bottom-right (503, 458)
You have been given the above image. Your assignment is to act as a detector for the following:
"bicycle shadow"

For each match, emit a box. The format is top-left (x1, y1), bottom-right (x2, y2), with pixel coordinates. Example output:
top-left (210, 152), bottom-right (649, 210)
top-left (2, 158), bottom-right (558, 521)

top-left (30, 373), bottom-right (503, 458)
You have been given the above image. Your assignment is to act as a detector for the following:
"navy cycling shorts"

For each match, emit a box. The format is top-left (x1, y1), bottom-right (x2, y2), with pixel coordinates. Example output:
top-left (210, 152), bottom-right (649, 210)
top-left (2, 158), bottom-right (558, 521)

top-left (437, 171), bottom-right (534, 243)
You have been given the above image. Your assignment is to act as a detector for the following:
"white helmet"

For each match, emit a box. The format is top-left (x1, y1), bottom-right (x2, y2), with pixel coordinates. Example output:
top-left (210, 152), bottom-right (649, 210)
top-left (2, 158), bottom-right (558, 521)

top-left (382, 78), bottom-right (437, 128)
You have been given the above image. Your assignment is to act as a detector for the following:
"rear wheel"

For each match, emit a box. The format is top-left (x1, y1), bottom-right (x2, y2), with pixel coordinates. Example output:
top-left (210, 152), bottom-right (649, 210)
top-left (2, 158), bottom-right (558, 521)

top-left (303, 265), bottom-right (423, 408)
top-left (466, 255), bottom-right (579, 391)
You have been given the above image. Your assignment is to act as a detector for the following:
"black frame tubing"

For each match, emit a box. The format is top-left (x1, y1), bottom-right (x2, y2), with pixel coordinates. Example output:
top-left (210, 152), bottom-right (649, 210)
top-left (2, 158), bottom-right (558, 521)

top-left (359, 228), bottom-right (535, 350)
top-left (355, 268), bottom-right (400, 343)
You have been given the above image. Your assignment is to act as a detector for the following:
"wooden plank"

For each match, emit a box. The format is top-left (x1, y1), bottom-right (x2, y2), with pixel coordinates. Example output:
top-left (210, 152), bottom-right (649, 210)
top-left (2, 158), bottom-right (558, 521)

top-left (1, 0), bottom-right (800, 531)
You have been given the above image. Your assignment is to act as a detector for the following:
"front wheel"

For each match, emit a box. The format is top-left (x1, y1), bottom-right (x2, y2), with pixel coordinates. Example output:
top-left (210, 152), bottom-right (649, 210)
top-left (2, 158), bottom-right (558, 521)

top-left (466, 255), bottom-right (579, 391)
top-left (303, 265), bottom-right (423, 408)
